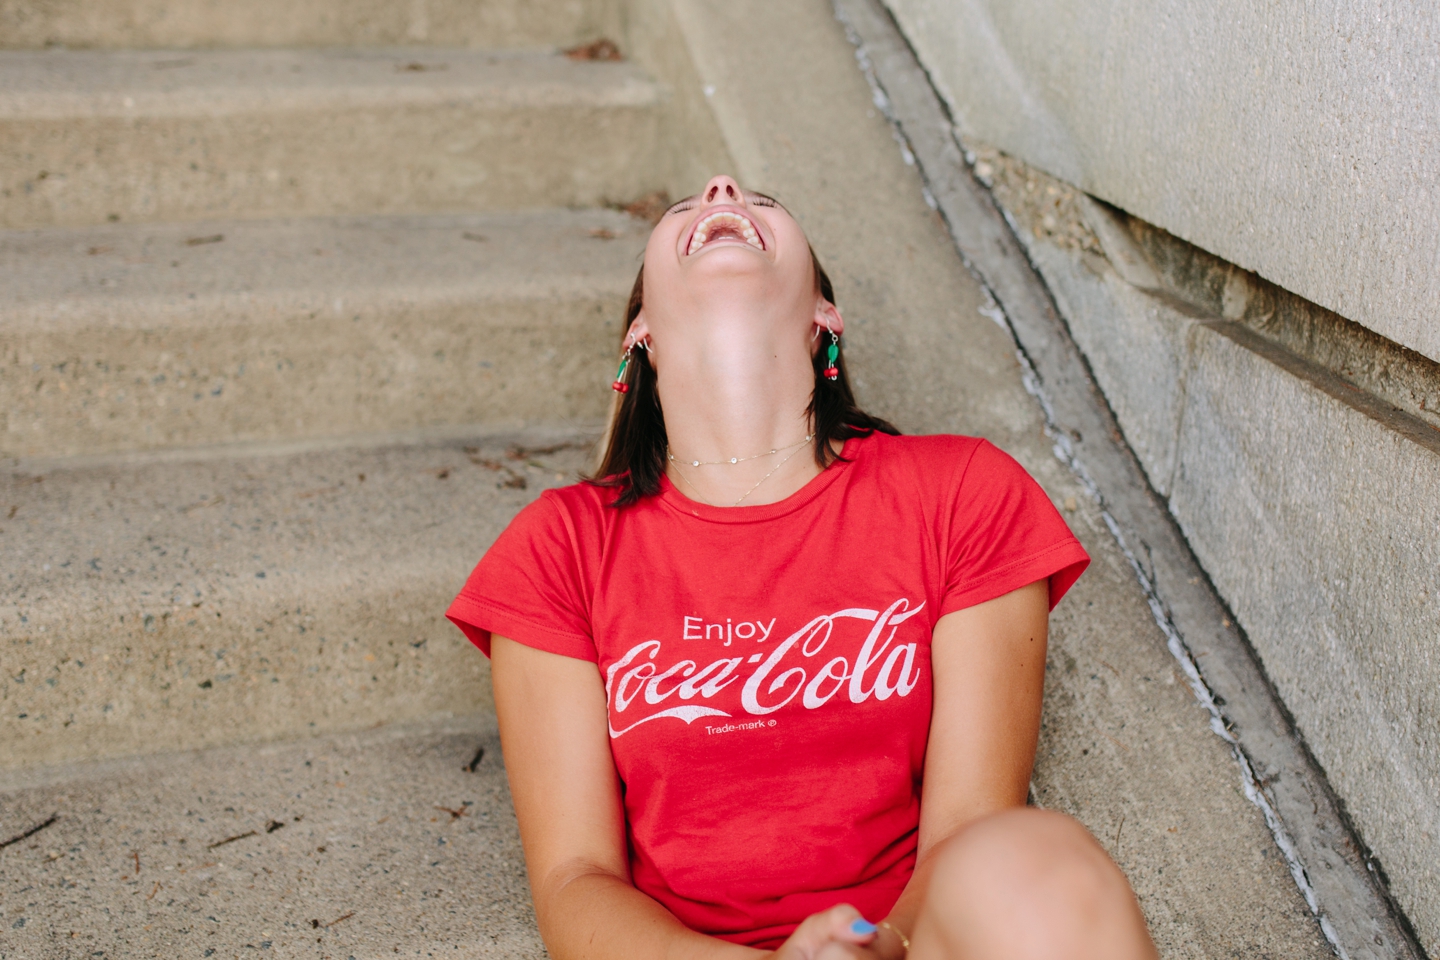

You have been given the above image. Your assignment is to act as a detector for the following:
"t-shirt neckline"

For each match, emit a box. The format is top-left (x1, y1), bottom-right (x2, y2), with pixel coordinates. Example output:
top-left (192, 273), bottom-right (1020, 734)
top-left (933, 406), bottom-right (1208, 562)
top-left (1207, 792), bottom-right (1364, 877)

top-left (657, 435), bottom-right (863, 523)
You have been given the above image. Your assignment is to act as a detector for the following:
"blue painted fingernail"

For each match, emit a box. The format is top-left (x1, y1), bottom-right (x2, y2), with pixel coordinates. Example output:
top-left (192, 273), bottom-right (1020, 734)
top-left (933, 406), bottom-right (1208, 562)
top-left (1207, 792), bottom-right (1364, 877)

top-left (850, 919), bottom-right (878, 935)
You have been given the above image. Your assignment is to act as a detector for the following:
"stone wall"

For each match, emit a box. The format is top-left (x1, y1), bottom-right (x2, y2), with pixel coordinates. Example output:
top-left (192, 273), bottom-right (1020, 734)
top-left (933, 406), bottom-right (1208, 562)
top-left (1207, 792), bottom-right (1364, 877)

top-left (881, 0), bottom-right (1440, 363)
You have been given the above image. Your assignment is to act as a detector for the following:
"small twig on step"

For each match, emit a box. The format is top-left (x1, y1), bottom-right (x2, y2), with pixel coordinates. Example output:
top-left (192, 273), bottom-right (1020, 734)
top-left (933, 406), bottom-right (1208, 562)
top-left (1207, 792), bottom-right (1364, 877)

top-left (0, 813), bottom-right (58, 850)
top-left (435, 805), bottom-right (468, 821)
top-left (207, 830), bottom-right (256, 849)
top-left (1114, 815), bottom-right (1125, 851)
top-left (465, 746), bottom-right (485, 772)
top-left (325, 912), bottom-right (355, 928)
top-left (133, 850), bottom-right (141, 874)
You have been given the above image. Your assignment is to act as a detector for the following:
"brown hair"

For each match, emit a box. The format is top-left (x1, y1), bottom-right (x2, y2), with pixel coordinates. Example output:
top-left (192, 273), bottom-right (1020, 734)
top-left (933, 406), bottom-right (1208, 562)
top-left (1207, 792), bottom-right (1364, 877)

top-left (589, 245), bottom-right (899, 507)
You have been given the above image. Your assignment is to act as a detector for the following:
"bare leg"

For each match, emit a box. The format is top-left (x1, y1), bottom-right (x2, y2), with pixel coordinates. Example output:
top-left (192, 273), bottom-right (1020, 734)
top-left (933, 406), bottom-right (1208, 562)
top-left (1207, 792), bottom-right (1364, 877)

top-left (907, 808), bottom-right (1157, 960)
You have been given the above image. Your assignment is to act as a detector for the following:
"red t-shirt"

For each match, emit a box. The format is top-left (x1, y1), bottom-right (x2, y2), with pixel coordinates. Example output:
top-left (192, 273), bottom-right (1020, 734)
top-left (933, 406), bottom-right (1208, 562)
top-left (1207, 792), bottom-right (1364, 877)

top-left (446, 432), bottom-right (1088, 948)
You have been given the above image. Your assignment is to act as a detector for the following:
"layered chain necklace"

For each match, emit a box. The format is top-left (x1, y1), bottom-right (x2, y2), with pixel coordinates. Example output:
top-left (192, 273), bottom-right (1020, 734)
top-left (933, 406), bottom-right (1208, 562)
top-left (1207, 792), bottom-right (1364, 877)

top-left (667, 434), bottom-right (814, 507)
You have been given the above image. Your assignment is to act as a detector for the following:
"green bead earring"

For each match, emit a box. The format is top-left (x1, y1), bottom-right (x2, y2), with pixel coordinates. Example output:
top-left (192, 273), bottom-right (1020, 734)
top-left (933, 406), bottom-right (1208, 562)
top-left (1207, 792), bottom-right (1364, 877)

top-left (611, 345), bottom-right (633, 393)
top-left (612, 337), bottom-right (648, 393)
top-left (823, 324), bottom-right (839, 380)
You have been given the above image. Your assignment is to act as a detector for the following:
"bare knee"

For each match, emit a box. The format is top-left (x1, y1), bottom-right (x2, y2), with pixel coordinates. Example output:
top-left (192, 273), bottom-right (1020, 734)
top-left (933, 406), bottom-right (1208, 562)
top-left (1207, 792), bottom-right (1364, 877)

top-left (913, 809), bottom-right (1155, 960)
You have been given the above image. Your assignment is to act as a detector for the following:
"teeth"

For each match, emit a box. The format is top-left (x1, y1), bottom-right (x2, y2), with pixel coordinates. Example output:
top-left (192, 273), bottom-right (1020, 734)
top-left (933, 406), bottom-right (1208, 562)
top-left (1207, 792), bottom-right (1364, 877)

top-left (687, 211), bottom-right (763, 255)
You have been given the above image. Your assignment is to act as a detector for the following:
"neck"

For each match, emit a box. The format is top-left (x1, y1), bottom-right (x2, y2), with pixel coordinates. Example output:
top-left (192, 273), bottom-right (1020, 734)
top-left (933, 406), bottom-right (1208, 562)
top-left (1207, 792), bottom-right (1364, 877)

top-left (655, 314), bottom-right (821, 507)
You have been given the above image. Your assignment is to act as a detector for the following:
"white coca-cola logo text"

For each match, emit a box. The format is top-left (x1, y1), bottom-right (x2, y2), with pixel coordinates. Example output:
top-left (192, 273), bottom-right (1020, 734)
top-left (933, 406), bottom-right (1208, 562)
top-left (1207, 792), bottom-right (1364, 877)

top-left (604, 598), bottom-right (925, 738)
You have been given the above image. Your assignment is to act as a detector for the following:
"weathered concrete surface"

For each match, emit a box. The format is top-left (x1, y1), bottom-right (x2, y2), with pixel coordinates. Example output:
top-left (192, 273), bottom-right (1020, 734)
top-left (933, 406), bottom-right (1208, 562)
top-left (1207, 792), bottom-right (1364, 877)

top-left (622, 0), bottom-right (738, 201)
top-left (1, 209), bottom-right (645, 458)
top-left (1, 433), bottom-right (592, 770)
top-left (1175, 326), bottom-right (1440, 952)
top-left (0, 717), bottom-right (545, 958)
top-left (880, 0), bottom-right (1440, 364)
top-left (661, 0), bottom-right (1330, 953)
top-left (0, 0), bottom-right (1371, 951)
top-left (0, 48), bottom-right (668, 229)
top-left (1036, 521), bottom-right (1330, 958)
top-left (977, 149), bottom-right (1440, 953)
top-left (1, 0), bottom-right (621, 50)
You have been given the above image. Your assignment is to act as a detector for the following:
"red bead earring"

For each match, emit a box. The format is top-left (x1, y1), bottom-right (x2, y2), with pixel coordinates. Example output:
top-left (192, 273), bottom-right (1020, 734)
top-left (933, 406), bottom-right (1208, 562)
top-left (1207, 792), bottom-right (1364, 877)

top-left (823, 322), bottom-right (839, 380)
top-left (612, 337), bottom-right (648, 393)
top-left (612, 344), bottom-right (634, 393)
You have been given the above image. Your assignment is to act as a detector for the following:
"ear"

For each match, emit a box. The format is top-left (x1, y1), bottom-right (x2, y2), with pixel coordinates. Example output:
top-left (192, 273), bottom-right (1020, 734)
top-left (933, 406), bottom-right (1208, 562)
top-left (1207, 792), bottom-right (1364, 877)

top-left (625, 312), bottom-right (651, 349)
top-left (813, 298), bottom-right (845, 337)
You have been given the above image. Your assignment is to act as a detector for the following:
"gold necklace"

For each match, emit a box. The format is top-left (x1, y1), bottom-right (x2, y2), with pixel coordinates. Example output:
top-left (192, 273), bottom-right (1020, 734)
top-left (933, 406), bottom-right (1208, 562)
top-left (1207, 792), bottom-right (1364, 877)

top-left (667, 434), bottom-right (813, 468)
top-left (670, 440), bottom-right (812, 507)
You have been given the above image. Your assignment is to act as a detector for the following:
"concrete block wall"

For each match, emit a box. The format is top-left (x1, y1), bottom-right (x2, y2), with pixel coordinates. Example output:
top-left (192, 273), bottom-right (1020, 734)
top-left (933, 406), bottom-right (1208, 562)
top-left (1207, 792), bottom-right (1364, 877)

top-left (973, 148), bottom-right (1440, 953)
top-left (879, 0), bottom-right (1440, 364)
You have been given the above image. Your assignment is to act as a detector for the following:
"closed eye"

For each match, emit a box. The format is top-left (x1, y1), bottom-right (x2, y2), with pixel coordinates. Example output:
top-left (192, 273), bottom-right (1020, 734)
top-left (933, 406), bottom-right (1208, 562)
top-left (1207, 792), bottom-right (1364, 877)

top-left (667, 192), bottom-right (780, 215)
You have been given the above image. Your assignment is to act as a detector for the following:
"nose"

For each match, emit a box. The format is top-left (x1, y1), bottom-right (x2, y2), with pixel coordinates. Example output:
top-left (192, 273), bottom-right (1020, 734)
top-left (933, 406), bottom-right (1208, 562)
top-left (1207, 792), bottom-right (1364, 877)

top-left (700, 174), bottom-right (744, 207)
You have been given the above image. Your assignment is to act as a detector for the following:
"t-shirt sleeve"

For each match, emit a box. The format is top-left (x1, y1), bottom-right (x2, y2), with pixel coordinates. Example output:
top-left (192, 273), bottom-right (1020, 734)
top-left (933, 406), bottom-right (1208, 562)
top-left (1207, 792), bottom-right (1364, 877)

top-left (445, 492), bottom-right (598, 661)
top-left (941, 440), bottom-right (1090, 614)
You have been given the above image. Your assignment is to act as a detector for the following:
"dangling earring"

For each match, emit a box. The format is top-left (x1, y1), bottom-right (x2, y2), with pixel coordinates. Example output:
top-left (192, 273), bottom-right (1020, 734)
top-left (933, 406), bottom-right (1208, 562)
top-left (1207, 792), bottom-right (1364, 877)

top-left (822, 321), bottom-right (839, 380)
top-left (612, 337), bottom-right (648, 393)
top-left (612, 344), bottom-right (634, 393)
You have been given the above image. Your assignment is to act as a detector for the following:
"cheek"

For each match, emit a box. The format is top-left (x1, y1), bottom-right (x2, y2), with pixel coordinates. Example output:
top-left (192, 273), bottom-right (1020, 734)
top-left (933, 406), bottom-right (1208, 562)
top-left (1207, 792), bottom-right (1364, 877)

top-left (638, 256), bottom-right (691, 330)
top-left (770, 222), bottom-right (813, 278)
top-left (642, 235), bottom-right (682, 294)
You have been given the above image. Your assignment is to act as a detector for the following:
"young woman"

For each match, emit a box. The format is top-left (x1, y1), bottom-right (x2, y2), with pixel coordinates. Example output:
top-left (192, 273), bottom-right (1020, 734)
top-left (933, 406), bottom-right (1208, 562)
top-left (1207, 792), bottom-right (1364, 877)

top-left (447, 175), bottom-right (1159, 960)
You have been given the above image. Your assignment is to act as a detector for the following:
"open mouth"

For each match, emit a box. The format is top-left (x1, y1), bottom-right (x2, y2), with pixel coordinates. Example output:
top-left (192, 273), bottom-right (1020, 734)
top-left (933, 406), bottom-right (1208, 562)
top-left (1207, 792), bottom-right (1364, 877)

top-left (686, 211), bottom-right (764, 256)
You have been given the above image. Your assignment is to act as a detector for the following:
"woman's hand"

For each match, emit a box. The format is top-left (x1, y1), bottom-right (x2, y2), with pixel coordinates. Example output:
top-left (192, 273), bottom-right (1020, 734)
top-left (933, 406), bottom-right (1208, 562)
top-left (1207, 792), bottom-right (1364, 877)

top-left (767, 905), bottom-right (885, 960)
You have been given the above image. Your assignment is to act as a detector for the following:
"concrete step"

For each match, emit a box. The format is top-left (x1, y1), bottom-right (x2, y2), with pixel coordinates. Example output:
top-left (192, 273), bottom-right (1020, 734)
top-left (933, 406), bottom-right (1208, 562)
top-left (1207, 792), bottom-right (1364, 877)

top-left (0, 716), bottom-right (545, 958)
top-left (1, 209), bottom-right (645, 459)
top-left (0, 429), bottom-right (593, 770)
top-left (0, 47), bottom-right (668, 229)
top-left (1, 0), bottom-right (620, 51)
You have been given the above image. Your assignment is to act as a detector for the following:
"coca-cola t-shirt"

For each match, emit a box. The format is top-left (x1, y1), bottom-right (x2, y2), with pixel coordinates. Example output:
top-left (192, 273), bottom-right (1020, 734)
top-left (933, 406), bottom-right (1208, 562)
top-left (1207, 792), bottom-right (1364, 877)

top-left (446, 432), bottom-right (1088, 948)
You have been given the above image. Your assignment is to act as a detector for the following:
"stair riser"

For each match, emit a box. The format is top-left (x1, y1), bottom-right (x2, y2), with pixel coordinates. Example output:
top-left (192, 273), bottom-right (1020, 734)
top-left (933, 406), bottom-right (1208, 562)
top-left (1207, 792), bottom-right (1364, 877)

top-left (4, 296), bottom-right (625, 458)
top-left (0, 0), bottom-right (623, 50)
top-left (1, 439), bottom-right (590, 770)
top-left (2, 576), bottom-right (492, 770)
top-left (2, 104), bottom-right (664, 229)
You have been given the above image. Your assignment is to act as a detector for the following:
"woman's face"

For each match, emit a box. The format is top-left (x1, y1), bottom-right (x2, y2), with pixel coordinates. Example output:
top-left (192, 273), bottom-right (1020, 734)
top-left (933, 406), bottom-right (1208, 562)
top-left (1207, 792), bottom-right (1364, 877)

top-left (632, 175), bottom-right (836, 350)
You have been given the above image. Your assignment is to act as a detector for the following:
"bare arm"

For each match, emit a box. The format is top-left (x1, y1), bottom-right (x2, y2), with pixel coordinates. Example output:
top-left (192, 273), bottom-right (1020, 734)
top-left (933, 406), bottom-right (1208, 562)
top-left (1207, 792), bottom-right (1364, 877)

top-left (491, 635), bottom-right (757, 960)
top-left (492, 637), bottom-right (874, 960)
top-left (872, 579), bottom-right (1052, 957)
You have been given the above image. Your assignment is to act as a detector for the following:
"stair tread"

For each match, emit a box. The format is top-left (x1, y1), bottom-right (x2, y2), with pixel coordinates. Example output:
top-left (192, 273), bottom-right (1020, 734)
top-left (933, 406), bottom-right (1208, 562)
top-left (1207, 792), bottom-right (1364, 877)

top-left (0, 46), bottom-right (659, 117)
top-left (0, 46), bottom-right (675, 230)
top-left (1, 208), bottom-right (648, 331)
top-left (4, 428), bottom-right (591, 594)
top-left (0, 0), bottom-right (615, 51)
top-left (3, 209), bottom-right (643, 458)
top-left (0, 715), bottom-right (544, 957)
top-left (2, 430), bottom-right (595, 766)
